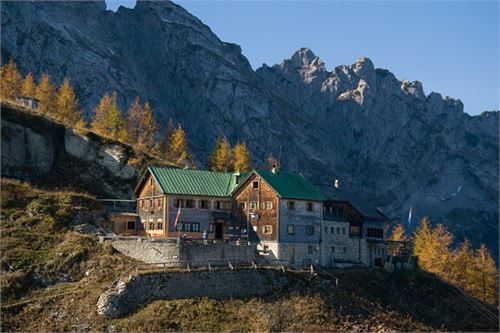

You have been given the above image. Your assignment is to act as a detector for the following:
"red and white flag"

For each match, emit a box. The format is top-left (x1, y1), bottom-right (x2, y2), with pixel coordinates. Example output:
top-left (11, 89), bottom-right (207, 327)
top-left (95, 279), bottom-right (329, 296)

top-left (174, 206), bottom-right (181, 230)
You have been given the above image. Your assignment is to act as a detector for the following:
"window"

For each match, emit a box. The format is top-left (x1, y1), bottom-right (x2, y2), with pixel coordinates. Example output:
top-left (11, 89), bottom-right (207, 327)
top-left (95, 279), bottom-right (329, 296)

top-left (324, 226), bottom-right (328, 234)
top-left (149, 200), bottom-right (153, 208)
top-left (343, 247), bottom-right (347, 254)
top-left (305, 225), bottom-right (314, 236)
top-left (127, 221), bottom-right (135, 230)
top-left (263, 245), bottom-right (269, 253)
top-left (308, 245), bottom-right (314, 255)
top-left (306, 202), bottom-right (314, 211)
top-left (350, 225), bottom-right (361, 236)
top-left (200, 200), bottom-right (210, 209)
top-left (191, 223), bottom-right (200, 232)
top-left (250, 201), bottom-right (258, 210)
top-left (331, 246), bottom-right (335, 253)
top-left (366, 228), bottom-right (384, 239)
top-left (252, 181), bottom-right (259, 189)
top-left (287, 201), bottom-right (295, 210)
top-left (263, 225), bottom-right (273, 234)
top-left (342, 227), bottom-right (346, 235)
top-left (149, 223), bottom-right (155, 230)
top-left (150, 177), bottom-right (153, 185)
top-left (287, 225), bottom-right (295, 235)
top-left (209, 224), bottom-right (214, 233)
top-left (157, 223), bottom-right (163, 230)
top-left (337, 227), bottom-right (340, 234)
top-left (265, 201), bottom-right (273, 210)
top-left (174, 199), bottom-right (184, 208)
top-left (239, 202), bottom-right (247, 210)
top-left (186, 199), bottom-right (195, 208)
top-left (331, 226), bottom-right (334, 234)
top-left (216, 201), bottom-right (230, 210)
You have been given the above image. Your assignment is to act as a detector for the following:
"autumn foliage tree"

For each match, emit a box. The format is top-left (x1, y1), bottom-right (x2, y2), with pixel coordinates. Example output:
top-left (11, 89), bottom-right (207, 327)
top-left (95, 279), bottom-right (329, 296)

top-left (387, 223), bottom-right (407, 255)
top-left (167, 124), bottom-right (191, 166)
top-left (35, 73), bottom-right (57, 115)
top-left (126, 97), bottom-right (159, 151)
top-left (413, 217), bottom-right (499, 305)
top-left (55, 77), bottom-right (82, 126)
top-left (232, 142), bottom-right (252, 172)
top-left (207, 137), bottom-right (233, 172)
top-left (21, 72), bottom-right (36, 98)
top-left (0, 59), bottom-right (22, 100)
top-left (90, 92), bottom-right (128, 142)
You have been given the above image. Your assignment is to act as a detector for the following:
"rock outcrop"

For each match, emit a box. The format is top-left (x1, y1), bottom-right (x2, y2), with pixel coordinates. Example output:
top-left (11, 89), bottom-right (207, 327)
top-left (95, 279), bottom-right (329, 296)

top-left (1, 1), bottom-right (498, 257)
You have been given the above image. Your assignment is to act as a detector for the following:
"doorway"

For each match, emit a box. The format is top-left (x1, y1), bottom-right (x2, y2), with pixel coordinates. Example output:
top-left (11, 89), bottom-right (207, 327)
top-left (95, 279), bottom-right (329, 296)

top-left (215, 223), bottom-right (223, 239)
top-left (289, 245), bottom-right (295, 264)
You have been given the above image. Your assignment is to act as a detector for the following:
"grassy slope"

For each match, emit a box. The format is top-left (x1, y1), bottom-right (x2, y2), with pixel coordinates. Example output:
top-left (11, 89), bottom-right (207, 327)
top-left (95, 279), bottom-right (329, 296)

top-left (1, 179), bottom-right (498, 332)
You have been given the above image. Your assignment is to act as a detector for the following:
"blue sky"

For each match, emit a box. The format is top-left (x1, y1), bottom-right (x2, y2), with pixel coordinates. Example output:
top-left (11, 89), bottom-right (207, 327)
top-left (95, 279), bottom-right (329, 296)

top-left (106, 0), bottom-right (499, 116)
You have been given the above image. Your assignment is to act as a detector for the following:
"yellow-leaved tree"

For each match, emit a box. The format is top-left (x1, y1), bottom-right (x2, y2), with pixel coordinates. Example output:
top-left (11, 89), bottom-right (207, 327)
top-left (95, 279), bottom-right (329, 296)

top-left (448, 239), bottom-right (475, 293)
top-left (471, 244), bottom-right (499, 304)
top-left (21, 73), bottom-right (36, 98)
top-left (168, 124), bottom-right (191, 166)
top-left (388, 223), bottom-right (406, 256)
top-left (90, 92), bottom-right (128, 142)
top-left (0, 59), bottom-right (22, 100)
top-left (158, 118), bottom-right (175, 159)
top-left (55, 77), bottom-right (82, 126)
top-left (207, 137), bottom-right (232, 172)
top-left (126, 97), bottom-right (159, 153)
top-left (35, 73), bottom-right (56, 116)
top-left (232, 142), bottom-right (252, 172)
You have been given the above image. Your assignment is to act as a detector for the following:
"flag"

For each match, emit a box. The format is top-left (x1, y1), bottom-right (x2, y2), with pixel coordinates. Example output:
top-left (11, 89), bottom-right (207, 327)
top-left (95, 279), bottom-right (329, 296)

top-left (407, 206), bottom-right (412, 227)
top-left (174, 206), bottom-right (181, 230)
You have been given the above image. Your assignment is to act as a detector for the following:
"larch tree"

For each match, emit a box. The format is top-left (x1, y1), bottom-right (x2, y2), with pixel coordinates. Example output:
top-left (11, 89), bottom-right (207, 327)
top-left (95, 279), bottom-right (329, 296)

top-left (472, 244), bottom-right (499, 304)
top-left (0, 59), bottom-right (22, 100)
top-left (91, 92), bottom-right (128, 142)
top-left (412, 217), bottom-right (433, 267)
top-left (448, 239), bottom-right (475, 293)
top-left (388, 223), bottom-right (407, 256)
top-left (232, 142), bottom-right (252, 172)
top-left (126, 97), bottom-right (143, 146)
top-left (207, 137), bottom-right (233, 172)
top-left (55, 77), bottom-right (82, 125)
top-left (35, 73), bottom-right (57, 116)
top-left (21, 73), bottom-right (36, 98)
top-left (426, 223), bottom-right (454, 275)
top-left (159, 118), bottom-right (175, 158)
top-left (168, 124), bottom-right (191, 166)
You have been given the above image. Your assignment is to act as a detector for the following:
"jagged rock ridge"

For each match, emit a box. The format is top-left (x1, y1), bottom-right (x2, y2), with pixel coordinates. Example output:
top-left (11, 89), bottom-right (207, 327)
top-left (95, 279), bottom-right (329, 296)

top-left (1, 1), bottom-right (498, 258)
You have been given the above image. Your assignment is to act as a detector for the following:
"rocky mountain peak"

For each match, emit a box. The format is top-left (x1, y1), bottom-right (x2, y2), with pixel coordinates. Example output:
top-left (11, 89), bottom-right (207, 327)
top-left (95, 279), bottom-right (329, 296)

top-left (289, 47), bottom-right (321, 68)
top-left (352, 56), bottom-right (374, 75)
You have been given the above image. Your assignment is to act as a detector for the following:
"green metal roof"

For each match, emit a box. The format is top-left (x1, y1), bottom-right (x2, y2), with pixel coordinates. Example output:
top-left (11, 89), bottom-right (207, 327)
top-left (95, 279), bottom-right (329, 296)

top-left (149, 167), bottom-right (236, 197)
top-left (253, 170), bottom-right (326, 201)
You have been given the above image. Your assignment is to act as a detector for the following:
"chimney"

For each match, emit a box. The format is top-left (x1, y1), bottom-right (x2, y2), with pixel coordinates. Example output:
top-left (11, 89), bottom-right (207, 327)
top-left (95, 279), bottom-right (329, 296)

top-left (271, 164), bottom-right (277, 174)
top-left (334, 179), bottom-right (340, 189)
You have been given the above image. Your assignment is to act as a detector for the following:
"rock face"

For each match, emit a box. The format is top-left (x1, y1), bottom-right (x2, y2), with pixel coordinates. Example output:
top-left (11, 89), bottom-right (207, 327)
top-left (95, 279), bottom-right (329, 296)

top-left (1, 1), bottom-right (498, 257)
top-left (1, 104), bottom-right (149, 198)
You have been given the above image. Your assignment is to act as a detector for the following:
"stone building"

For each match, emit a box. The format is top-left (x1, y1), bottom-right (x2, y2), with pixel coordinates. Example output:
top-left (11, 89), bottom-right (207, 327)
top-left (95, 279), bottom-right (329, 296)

top-left (317, 183), bottom-right (389, 267)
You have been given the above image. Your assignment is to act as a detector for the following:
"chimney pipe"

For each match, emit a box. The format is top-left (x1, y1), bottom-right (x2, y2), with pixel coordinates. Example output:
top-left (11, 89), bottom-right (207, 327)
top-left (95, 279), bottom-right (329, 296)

top-left (334, 179), bottom-right (340, 189)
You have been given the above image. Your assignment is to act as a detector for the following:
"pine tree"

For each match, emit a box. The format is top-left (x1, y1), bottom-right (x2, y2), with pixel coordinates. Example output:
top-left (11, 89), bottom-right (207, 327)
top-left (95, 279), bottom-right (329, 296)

top-left (232, 142), bottom-right (252, 172)
top-left (21, 73), bottom-right (36, 98)
top-left (55, 77), bottom-right (81, 125)
top-left (35, 73), bottom-right (56, 115)
top-left (207, 137), bottom-right (233, 172)
top-left (0, 59), bottom-right (22, 100)
top-left (471, 244), bottom-right (499, 304)
top-left (168, 124), bottom-right (191, 166)
top-left (90, 92), bottom-right (128, 141)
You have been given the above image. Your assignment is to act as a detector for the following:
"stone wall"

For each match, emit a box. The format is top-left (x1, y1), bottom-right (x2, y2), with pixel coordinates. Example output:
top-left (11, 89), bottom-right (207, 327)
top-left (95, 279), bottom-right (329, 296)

top-left (111, 238), bottom-right (257, 264)
top-left (97, 268), bottom-right (289, 318)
